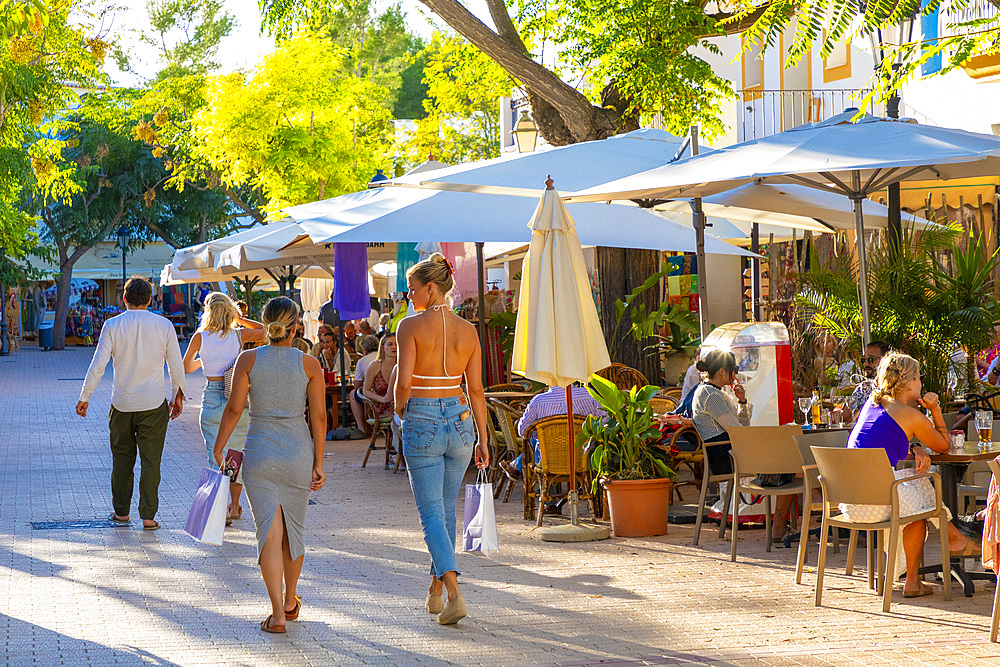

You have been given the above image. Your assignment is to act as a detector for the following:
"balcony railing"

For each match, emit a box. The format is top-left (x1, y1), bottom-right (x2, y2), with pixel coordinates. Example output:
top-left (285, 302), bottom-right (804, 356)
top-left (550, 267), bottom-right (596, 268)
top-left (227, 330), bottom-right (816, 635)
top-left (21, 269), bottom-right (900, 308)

top-left (736, 89), bottom-right (875, 141)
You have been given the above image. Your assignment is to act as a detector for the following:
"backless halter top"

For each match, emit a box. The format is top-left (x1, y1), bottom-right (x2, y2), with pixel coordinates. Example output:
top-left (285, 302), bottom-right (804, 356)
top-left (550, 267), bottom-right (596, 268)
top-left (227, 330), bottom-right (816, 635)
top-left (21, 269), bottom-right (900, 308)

top-left (411, 305), bottom-right (463, 391)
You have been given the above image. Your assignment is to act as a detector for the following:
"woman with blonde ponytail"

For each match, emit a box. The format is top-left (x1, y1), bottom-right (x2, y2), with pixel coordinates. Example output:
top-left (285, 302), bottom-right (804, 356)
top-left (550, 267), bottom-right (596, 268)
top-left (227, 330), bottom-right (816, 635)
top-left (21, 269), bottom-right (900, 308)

top-left (394, 252), bottom-right (489, 626)
top-left (183, 292), bottom-right (266, 523)
top-left (847, 351), bottom-right (979, 598)
top-left (213, 297), bottom-right (327, 633)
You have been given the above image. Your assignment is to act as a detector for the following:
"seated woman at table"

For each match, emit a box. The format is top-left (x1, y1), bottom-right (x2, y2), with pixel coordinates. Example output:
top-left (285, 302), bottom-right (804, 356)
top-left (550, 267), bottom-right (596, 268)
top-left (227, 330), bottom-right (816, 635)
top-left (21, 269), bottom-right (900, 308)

top-left (362, 333), bottom-right (397, 437)
top-left (691, 350), bottom-right (797, 542)
top-left (847, 351), bottom-right (979, 598)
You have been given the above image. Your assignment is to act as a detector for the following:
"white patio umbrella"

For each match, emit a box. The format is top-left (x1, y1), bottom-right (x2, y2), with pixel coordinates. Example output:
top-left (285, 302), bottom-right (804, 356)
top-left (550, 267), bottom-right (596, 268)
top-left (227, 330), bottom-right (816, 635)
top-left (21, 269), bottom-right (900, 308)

top-left (568, 113), bottom-right (1000, 341)
top-left (511, 179), bottom-right (612, 543)
top-left (172, 223), bottom-right (298, 272)
top-left (280, 186), bottom-right (759, 256)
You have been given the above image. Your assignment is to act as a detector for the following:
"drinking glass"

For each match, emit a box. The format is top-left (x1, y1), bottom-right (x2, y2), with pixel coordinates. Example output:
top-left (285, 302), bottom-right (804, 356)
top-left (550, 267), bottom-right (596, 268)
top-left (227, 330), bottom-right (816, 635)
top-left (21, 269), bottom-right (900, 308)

top-left (975, 410), bottom-right (993, 452)
top-left (798, 397), bottom-right (813, 425)
top-left (831, 396), bottom-right (846, 427)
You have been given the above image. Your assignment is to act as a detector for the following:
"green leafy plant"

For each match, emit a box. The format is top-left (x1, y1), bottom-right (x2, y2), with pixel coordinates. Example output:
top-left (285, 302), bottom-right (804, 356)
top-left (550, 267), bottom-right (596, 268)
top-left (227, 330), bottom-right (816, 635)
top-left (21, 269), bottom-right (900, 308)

top-left (609, 261), bottom-right (700, 361)
top-left (580, 374), bottom-right (676, 494)
top-left (796, 222), bottom-right (1000, 397)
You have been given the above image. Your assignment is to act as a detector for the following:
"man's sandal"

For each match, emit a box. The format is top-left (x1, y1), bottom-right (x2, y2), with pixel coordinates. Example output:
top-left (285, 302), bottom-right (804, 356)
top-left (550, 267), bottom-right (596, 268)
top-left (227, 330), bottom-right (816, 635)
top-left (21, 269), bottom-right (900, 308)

top-left (142, 521), bottom-right (160, 531)
top-left (260, 615), bottom-right (286, 633)
top-left (108, 514), bottom-right (130, 526)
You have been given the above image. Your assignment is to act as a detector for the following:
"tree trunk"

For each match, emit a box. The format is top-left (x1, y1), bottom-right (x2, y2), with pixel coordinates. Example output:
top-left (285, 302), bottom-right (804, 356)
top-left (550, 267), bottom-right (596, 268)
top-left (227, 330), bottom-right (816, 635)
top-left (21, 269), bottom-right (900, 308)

top-left (51, 268), bottom-right (72, 351)
top-left (596, 246), bottom-right (662, 384)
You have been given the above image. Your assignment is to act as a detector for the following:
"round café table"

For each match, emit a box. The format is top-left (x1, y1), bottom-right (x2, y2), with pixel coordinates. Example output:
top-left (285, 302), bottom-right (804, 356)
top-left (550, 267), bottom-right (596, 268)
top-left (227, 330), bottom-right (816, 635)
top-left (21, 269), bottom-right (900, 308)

top-left (915, 447), bottom-right (1000, 596)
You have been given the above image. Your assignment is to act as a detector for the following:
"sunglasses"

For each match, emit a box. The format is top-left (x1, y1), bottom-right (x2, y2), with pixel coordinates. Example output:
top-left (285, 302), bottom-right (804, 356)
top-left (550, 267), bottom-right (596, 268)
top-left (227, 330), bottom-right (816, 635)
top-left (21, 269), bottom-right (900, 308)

top-left (863, 355), bottom-right (882, 364)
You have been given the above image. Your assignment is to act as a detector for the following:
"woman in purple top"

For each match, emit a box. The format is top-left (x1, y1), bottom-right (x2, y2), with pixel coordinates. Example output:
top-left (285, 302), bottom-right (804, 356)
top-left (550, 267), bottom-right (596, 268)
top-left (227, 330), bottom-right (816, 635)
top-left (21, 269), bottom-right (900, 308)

top-left (848, 352), bottom-right (978, 598)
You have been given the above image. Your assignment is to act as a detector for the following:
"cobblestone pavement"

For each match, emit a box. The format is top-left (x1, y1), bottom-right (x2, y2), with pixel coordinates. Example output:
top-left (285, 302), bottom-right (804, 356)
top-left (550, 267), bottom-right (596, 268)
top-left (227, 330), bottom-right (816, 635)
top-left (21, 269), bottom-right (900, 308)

top-left (4, 344), bottom-right (1000, 666)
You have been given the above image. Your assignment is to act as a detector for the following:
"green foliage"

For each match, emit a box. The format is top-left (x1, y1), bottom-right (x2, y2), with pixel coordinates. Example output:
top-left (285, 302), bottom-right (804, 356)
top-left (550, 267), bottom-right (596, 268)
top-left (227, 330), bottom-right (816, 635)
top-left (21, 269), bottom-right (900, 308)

top-left (133, 34), bottom-right (394, 221)
top-left (403, 33), bottom-right (513, 166)
top-left (525, 0), bottom-right (735, 137)
top-left (191, 33), bottom-right (394, 217)
top-left (488, 309), bottom-right (518, 368)
top-left (581, 374), bottom-right (676, 492)
top-left (258, 0), bottom-right (424, 113)
top-left (797, 223), bottom-right (1000, 397)
top-left (609, 261), bottom-right (699, 361)
top-left (725, 0), bottom-right (999, 109)
top-left (393, 49), bottom-right (429, 120)
top-left (128, 0), bottom-right (237, 83)
top-left (0, 0), bottom-right (102, 263)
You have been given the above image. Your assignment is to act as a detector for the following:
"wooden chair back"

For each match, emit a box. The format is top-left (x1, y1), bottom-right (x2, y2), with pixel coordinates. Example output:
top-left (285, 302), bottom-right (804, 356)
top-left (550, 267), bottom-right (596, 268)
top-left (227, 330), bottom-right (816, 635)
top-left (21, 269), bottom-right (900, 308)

top-left (595, 363), bottom-right (649, 391)
top-left (811, 447), bottom-right (896, 506)
top-left (794, 430), bottom-right (850, 466)
top-left (535, 414), bottom-right (589, 475)
top-left (727, 425), bottom-right (804, 476)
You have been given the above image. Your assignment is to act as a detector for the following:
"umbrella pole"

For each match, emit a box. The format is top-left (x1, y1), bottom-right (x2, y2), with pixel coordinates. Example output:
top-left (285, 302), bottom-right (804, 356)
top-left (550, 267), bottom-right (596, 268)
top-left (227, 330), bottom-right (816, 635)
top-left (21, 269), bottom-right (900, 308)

top-left (851, 171), bottom-right (872, 345)
top-left (567, 386), bottom-right (578, 525)
top-left (476, 242), bottom-right (487, 382)
top-left (541, 385), bottom-right (610, 543)
top-left (690, 126), bottom-right (710, 340)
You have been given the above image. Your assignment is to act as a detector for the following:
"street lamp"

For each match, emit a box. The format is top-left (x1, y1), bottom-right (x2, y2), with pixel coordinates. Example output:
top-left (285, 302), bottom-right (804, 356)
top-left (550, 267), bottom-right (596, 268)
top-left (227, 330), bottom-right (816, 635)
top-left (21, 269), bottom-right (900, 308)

top-left (860, 2), bottom-right (918, 254)
top-left (117, 225), bottom-right (130, 284)
top-left (512, 110), bottom-right (539, 153)
top-left (367, 169), bottom-right (388, 189)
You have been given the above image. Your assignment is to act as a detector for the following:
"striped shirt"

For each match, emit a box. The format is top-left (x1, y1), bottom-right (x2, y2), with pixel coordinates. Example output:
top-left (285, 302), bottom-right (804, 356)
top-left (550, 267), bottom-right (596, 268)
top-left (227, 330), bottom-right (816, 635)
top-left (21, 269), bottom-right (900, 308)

top-left (517, 386), bottom-right (604, 438)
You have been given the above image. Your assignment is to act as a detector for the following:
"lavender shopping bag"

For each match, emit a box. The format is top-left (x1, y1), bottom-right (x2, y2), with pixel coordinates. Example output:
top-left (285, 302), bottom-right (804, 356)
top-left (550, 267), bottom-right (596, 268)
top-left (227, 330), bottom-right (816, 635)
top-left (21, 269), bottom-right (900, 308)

top-left (184, 468), bottom-right (230, 546)
top-left (462, 470), bottom-right (499, 555)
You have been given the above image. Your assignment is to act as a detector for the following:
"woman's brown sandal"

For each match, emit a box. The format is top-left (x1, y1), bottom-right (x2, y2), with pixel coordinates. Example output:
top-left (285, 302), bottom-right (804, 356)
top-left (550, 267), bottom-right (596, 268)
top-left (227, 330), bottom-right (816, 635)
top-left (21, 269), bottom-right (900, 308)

top-left (260, 614), bottom-right (286, 633)
top-left (284, 595), bottom-right (302, 621)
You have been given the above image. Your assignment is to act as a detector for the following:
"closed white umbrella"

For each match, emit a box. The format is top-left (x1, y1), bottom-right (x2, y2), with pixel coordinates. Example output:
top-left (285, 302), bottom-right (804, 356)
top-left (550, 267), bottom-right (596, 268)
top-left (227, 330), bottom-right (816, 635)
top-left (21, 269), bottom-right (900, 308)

top-left (568, 113), bottom-right (1000, 341)
top-left (512, 178), bottom-right (612, 543)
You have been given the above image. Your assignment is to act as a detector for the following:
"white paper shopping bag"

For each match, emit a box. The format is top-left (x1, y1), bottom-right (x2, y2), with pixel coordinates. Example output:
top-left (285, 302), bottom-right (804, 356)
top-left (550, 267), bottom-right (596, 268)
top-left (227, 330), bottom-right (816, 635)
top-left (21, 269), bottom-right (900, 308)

top-left (184, 468), bottom-right (230, 546)
top-left (462, 470), bottom-right (499, 555)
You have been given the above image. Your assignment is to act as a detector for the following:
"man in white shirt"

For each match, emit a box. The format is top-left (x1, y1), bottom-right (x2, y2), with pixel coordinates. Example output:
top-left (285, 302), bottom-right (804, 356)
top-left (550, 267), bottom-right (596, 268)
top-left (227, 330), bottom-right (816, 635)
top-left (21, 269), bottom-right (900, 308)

top-left (76, 277), bottom-right (186, 530)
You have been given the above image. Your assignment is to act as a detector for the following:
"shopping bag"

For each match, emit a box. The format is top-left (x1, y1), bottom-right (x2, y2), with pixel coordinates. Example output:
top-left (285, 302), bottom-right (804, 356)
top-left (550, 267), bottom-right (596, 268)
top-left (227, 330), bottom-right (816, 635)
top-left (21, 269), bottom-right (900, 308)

top-left (184, 467), bottom-right (230, 546)
top-left (462, 470), bottom-right (499, 555)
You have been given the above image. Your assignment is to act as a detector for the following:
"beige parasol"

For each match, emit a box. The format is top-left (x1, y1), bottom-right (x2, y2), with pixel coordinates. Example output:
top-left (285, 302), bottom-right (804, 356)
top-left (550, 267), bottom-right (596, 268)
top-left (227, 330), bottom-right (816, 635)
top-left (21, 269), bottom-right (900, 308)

top-left (511, 177), bottom-right (611, 542)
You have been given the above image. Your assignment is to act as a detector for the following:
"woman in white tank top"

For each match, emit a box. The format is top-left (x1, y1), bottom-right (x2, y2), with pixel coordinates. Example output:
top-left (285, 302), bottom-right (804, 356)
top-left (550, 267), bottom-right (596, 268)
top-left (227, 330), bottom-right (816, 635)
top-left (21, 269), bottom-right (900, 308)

top-left (183, 292), bottom-right (267, 522)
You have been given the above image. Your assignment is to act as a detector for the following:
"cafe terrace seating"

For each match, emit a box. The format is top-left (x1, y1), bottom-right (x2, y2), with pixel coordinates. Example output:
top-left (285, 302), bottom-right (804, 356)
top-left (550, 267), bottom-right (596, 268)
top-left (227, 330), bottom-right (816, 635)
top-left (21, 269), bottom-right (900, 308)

top-left (810, 446), bottom-right (952, 612)
top-left (727, 425), bottom-right (805, 562)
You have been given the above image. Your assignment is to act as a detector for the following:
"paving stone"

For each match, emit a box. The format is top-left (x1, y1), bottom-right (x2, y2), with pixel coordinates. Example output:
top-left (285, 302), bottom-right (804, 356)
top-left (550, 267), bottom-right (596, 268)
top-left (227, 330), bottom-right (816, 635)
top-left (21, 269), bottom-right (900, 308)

top-left (4, 343), bottom-right (1000, 665)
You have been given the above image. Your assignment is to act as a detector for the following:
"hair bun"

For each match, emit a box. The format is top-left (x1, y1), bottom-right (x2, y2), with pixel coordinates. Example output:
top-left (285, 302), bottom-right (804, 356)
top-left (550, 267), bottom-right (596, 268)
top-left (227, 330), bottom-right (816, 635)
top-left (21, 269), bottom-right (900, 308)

top-left (695, 360), bottom-right (708, 372)
top-left (266, 321), bottom-right (287, 340)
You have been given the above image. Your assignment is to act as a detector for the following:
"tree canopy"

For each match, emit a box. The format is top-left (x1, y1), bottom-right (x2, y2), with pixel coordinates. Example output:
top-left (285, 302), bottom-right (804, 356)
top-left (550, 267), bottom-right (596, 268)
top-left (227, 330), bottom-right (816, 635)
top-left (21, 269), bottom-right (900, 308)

top-left (260, 0), bottom-right (763, 145)
top-left (405, 32), bottom-right (513, 166)
top-left (726, 0), bottom-right (1000, 106)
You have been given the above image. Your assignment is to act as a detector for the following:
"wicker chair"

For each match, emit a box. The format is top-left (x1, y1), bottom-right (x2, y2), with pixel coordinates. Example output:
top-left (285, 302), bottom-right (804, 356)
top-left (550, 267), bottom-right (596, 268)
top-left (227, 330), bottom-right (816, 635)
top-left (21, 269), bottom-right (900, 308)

top-left (488, 399), bottom-right (524, 503)
top-left (654, 426), bottom-right (703, 504)
top-left (648, 396), bottom-right (677, 414)
top-left (657, 386), bottom-right (683, 403)
top-left (487, 383), bottom-right (524, 392)
top-left (360, 396), bottom-right (396, 471)
top-left (595, 363), bottom-right (649, 391)
top-left (526, 415), bottom-right (598, 527)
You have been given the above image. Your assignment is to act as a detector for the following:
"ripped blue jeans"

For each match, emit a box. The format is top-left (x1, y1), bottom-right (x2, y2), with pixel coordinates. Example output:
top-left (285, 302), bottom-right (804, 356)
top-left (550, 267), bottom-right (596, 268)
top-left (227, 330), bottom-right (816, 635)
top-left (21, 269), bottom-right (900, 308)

top-left (402, 396), bottom-right (476, 577)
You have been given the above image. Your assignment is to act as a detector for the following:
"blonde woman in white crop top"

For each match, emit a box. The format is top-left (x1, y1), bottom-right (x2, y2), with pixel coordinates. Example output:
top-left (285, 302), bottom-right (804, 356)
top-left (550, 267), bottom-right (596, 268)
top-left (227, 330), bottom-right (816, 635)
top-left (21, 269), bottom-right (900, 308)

top-left (183, 292), bottom-right (266, 522)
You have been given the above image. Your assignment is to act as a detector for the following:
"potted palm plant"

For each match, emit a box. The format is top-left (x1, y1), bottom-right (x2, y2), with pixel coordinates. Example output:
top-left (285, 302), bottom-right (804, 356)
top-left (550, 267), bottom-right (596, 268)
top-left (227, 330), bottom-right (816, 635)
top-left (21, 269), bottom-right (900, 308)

top-left (580, 374), bottom-right (676, 537)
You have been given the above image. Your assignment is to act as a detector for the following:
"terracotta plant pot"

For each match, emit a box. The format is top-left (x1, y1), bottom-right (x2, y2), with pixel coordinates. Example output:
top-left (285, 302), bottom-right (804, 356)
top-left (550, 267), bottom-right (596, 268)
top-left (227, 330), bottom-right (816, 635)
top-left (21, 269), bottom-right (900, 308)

top-left (604, 478), bottom-right (672, 537)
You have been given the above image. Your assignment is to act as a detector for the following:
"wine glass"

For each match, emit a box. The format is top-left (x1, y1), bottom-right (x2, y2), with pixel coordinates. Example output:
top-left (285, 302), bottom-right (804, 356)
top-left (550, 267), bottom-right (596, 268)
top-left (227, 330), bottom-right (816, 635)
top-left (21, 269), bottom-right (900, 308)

top-left (798, 396), bottom-right (814, 425)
